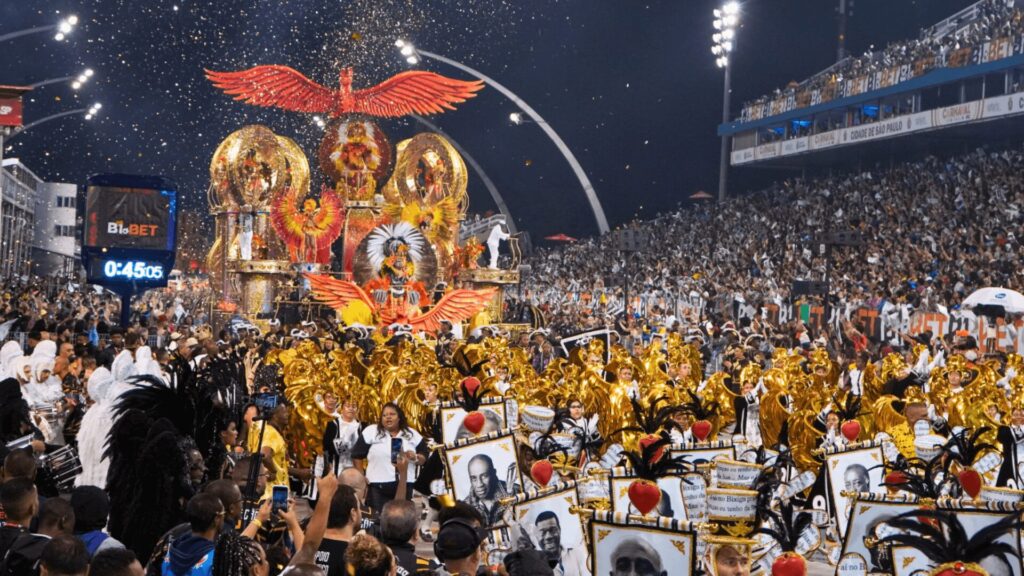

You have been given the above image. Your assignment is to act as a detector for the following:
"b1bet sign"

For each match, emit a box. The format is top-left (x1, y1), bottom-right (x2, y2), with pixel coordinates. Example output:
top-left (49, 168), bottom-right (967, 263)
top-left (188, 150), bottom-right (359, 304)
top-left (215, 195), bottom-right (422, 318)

top-left (81, 174), bottom-right (177, 290)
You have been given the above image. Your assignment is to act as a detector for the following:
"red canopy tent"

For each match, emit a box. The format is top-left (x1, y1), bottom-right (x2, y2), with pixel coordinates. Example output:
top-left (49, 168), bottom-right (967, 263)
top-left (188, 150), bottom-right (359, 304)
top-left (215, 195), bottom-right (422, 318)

top-left (689, 190), bottom-right (713, 200)
top-left (544, 233), bottom-right (577, 242)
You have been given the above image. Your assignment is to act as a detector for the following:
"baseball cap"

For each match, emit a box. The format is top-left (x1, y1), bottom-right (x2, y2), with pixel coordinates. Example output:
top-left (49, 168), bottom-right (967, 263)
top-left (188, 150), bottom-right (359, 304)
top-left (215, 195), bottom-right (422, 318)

top-left (434, 518), bottom-right (486, 562)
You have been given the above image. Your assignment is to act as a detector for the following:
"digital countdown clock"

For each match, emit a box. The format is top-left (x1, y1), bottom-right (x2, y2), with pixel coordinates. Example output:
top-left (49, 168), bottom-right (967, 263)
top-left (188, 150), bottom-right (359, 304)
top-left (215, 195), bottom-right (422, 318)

top-left (81, 174), bottom-right (177, 328)
top-left (90, 259), bottom-right (166, 281)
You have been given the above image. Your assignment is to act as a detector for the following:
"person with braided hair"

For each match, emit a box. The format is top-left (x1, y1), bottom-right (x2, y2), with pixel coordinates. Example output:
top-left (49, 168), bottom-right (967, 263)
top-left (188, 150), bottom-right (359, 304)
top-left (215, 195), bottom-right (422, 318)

top-left (210, 533), bottom-right (267, 576)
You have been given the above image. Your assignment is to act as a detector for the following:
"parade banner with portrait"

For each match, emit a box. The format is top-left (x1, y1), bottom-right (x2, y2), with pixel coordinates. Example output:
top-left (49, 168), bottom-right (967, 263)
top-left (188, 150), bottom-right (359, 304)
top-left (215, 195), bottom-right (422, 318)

top-left (884, 502), bottom-right (1024, 576)
top-left (438, 398), bottom-right (509, 444)
top-left (507, 482), bottom-right (591, 576)
top-left (443, 429), bottom-right (521, 527)
top-left (589, 511), bottom-right (697, 576)
top-left (608, 467), bottom-right (690, 520)
top-left (943, 505), bottom-right (1023, 576)
top-left (824, 442), bottom-right (886, 538)
top-left (838, 494), bottom-right (922, 575)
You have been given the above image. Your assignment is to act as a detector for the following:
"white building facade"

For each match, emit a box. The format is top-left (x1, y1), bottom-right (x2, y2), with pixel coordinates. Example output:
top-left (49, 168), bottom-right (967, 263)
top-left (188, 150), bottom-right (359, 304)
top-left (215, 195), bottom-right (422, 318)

top-left (32, 180), bottom-right (78, 276)
top-left (0, 158), bottom-right (37, 278)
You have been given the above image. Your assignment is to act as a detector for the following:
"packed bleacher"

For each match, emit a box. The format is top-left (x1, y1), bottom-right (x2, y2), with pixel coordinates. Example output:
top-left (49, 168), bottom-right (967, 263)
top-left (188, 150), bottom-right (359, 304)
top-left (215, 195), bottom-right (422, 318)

top-left (516, 144), bottom-right (1024, 346)
top-left (738, 0), bottom-right (1024, 124)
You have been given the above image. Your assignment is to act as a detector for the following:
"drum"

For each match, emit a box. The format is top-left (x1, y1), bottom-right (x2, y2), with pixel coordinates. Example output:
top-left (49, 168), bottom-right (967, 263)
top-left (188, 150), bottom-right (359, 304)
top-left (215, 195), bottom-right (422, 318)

top-left (520, 405), bottom-right (555, 432)
top-left (42, 445), bottom-right (83, 493)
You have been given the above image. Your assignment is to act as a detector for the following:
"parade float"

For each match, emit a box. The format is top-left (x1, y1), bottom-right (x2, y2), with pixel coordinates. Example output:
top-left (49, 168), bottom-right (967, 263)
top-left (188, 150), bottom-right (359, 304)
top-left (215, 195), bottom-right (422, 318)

top-left (204, 63), bottom-right (519, 331)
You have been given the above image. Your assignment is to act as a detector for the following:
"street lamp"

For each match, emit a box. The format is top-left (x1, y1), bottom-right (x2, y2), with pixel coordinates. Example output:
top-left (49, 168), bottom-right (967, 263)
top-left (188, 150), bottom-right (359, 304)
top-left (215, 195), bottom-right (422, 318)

top-left (396, 39), bottom-right (610, 234)
top-left (6, 102), bottom-right (101, 141)
top-left (1, 14), bottom-right (79, 43)
top-left (28, 68), bottom-right (95, 90)
top-left (395, 40), bottom-right (419, 65)
top-left (712, 1), bottom-right (740, 202)
top-left (84, 102), bottom-right (102, 120)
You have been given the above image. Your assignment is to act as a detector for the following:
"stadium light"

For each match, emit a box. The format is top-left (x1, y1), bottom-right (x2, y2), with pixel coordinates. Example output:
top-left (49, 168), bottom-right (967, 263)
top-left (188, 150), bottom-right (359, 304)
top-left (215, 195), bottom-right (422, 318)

top-left (54, 15), bottom-right (78, 41)
top-left (0, 14), bottom-right (79, 43)
top-left (84, 102), bottom-right (101, 120)
top-left (711, 1), bottom-right (740, 202)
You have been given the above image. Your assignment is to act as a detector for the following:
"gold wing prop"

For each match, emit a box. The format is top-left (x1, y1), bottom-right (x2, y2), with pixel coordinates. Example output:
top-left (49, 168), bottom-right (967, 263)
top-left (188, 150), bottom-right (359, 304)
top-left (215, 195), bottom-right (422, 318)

top-left (872, 395), bottom-right (906, 436)
top-left (787, 408), bottom-right (821, 473)
top-left (759, 385), bottom-right (789, 450)
top-left (406, 287), bottom-right (497, 333)
top-left (304, 273), bottom-right (376, 315)
top-left (384, 197), bottom-right (459, 246)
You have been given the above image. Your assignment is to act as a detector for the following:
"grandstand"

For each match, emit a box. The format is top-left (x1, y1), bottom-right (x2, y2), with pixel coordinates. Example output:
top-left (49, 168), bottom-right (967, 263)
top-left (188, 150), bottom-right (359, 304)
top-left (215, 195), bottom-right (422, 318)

top-left (721, 0), bottom-right (1024, 169)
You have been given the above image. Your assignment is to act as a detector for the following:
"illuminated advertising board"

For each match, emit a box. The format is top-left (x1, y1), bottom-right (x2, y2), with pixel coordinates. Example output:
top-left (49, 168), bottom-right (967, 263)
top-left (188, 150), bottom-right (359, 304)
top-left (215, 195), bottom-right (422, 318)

top-left (81, 174), bottom-right (177, 291)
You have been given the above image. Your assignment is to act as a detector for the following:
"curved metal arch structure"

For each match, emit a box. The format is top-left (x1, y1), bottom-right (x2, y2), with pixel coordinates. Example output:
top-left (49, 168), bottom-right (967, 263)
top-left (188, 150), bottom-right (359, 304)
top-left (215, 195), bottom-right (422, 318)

top-left (414, 48), bottom-right (609, 235)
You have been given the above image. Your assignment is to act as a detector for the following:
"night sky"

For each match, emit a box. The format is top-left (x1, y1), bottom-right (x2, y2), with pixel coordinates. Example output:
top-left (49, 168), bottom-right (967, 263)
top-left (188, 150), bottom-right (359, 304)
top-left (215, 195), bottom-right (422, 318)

top-left (2, 0), bottom-right (979, 238)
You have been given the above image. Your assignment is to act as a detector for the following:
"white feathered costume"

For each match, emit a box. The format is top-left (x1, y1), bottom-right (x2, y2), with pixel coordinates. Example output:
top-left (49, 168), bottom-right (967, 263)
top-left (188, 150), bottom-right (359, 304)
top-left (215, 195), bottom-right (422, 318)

top-left (75, 367), bottom-right (115, 488)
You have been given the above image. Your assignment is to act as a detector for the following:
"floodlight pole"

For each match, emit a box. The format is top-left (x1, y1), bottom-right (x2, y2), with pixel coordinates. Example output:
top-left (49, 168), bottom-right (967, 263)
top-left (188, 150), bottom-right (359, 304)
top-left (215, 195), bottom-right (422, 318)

top-left (0, 25), bottom-right (58, 43)
top-left (718, 59), bottom-right (732, 203)
top-left (7, 108), bottom-right (89, 140)
top-left (28, 76), bottom-right (74, 89)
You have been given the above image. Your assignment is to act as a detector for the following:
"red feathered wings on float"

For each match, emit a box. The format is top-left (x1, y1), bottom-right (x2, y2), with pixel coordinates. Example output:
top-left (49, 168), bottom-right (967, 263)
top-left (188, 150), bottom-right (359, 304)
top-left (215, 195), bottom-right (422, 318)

top-left (405, 287), bottom-right (497, 333)
top-left (204, 65), bottom-right (484, 118)
top-left (270, 186), bottom-right (345, 264)
top-left (304, 273), bottom-right (495, 332)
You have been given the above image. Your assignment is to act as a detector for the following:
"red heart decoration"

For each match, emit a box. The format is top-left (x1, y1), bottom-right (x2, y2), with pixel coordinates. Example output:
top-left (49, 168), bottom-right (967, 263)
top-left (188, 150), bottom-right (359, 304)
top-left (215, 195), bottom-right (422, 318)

top-left (771, 552), bottom-right (807, 576)
top-left (691, 420), bottom-right (712, 442)
top-left (463, 411), bottom-right (485, 435)
top-left (638, 434), bottom-right (665, 464)
top-left (627, 479), bottom-right (662, 516)
top-left (462, 377), bottom-right (481, 397)
top-left (958, 468), bottom-right (983, 499)
top-left (531, 460), bottom-right (553, 488)
top-left (840, 420), bottom-right (861, 442)
top-left (884, 471), bottom-right (908, 486)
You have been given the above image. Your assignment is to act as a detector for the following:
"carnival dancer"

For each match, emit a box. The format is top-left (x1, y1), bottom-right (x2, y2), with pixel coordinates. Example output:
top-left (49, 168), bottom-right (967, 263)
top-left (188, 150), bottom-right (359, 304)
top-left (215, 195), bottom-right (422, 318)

top-left (75, 367), bottom-right (116, 488)
top-left (557, 398), bottom-right (603, 465)
top-left (996, 406), bottom-right (1024, 488)
top-left (733, 366), bottom-right (767, 448)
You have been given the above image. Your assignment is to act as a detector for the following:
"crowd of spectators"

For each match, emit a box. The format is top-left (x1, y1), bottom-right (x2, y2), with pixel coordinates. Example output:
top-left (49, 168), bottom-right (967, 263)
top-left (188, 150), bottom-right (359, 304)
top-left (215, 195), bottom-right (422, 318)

top-left (1, 137), bottom-right (1024, 576)
top-left (516, 145), bottom-right (1024, 341)
top-left (739, 0), bottom-right (1024, 123)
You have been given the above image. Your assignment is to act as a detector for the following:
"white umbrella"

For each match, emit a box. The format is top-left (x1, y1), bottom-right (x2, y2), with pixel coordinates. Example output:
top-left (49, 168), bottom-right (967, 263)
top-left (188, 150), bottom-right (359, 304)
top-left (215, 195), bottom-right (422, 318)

top-left (962, 287), bottom-right (1024, 315)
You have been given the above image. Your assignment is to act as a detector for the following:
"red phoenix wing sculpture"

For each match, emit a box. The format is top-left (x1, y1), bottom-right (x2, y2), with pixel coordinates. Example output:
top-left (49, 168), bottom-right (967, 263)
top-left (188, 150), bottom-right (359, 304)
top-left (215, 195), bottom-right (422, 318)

top-left (205, 65), bottom-right (483, 118)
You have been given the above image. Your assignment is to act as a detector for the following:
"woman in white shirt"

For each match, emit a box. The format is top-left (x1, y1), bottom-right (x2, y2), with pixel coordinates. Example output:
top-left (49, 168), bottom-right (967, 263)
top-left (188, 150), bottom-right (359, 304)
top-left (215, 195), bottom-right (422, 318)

top-left (352, 402), bottom-right (429, 513)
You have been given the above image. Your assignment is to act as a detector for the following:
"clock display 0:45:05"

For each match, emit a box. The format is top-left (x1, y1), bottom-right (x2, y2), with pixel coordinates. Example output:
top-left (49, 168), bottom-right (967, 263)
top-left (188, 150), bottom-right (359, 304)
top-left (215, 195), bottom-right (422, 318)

top-left (101, 260), bottom-right (165, 280)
